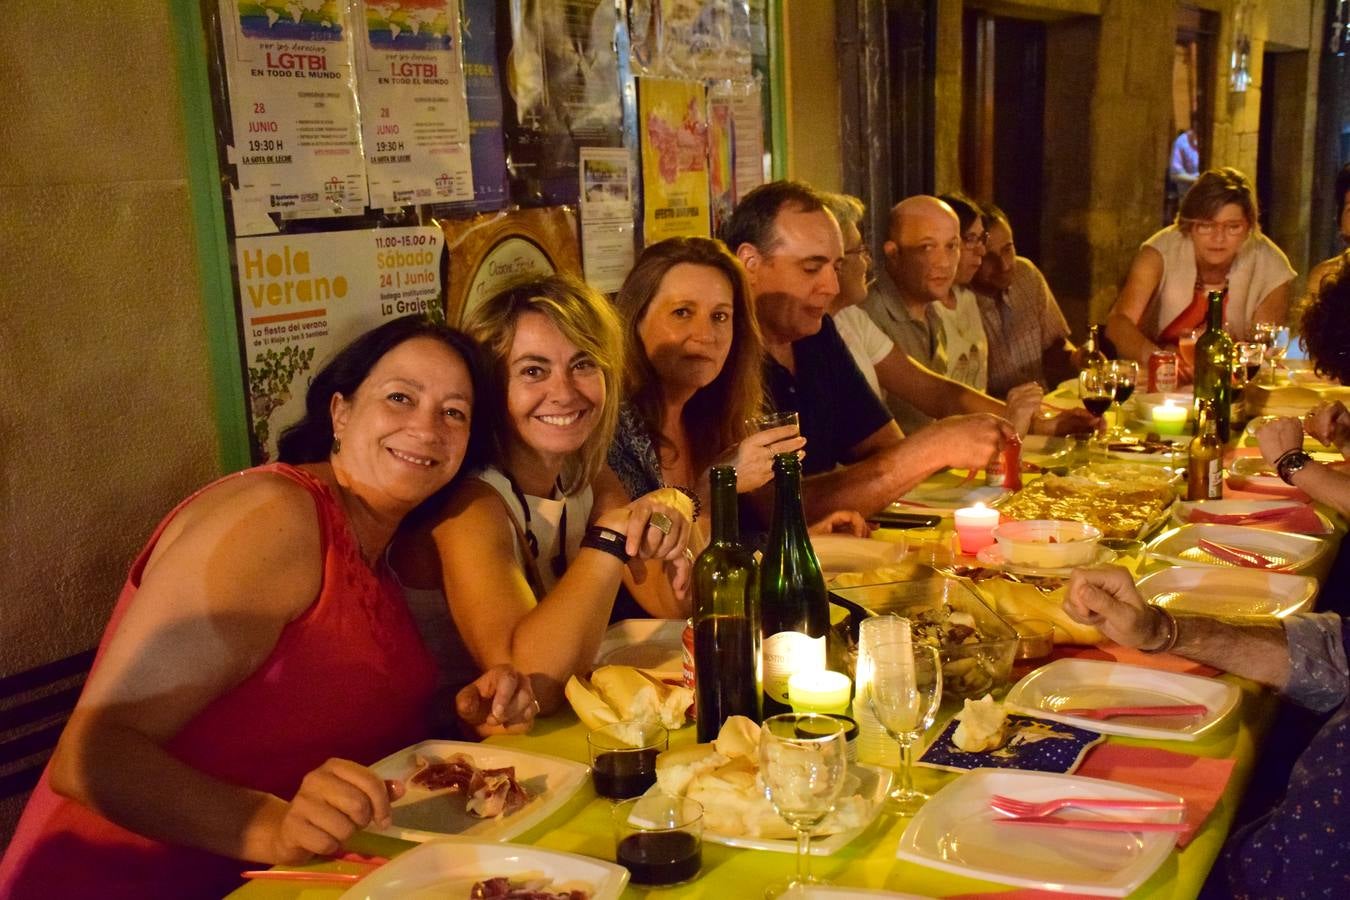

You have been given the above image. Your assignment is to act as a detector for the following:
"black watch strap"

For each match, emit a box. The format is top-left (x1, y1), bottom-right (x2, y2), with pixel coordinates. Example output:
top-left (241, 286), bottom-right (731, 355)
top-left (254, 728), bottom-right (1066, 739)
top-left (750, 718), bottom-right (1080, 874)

top-left (580, 525), bottom-right (631, 563)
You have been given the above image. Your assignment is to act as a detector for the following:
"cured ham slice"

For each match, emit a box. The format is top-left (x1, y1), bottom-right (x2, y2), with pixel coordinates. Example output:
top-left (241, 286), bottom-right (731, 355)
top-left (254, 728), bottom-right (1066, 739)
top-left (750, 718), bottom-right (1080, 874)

top-left (470, 877), bottom-right (590, 900)
top-left (404, 752), bottom-right (532, 819)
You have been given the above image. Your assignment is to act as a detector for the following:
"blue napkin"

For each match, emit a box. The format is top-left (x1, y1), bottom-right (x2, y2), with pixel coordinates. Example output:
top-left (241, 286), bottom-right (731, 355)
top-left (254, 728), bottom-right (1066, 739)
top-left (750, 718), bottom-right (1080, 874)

top-left (918, 714), bottom-right (1104, 774)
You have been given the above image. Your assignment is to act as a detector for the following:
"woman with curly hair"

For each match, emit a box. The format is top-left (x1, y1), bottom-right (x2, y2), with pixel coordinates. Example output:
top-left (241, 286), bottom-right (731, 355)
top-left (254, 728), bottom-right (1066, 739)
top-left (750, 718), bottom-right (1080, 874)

top-left (1254, 251), bottom-right (1350, 518)
top-left (1106, 167), bottom-right (1295, 379)
top-left (393, 275), bottom-right (692, 714)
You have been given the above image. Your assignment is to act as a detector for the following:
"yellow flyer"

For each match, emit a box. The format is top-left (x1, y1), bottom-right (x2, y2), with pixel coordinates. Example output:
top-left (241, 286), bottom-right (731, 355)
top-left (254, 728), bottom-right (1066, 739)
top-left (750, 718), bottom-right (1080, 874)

top-left (638, 77), bottom-right (711, 245)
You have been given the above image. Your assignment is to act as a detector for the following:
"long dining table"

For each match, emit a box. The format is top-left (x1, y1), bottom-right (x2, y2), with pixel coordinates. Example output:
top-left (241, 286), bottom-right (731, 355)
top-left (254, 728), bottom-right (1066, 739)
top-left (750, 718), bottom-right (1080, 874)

top-left (229, 440), bottom-right (1344, 899)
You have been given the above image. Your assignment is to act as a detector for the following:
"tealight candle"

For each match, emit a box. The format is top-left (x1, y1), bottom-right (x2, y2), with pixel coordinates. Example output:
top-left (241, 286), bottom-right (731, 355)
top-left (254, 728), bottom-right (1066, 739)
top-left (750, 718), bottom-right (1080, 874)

top-left (1152, 400), bottom-right (1188, 435)
top-left (953, 502), bottom-right (1000, 554)
top-left (788, 670), bottom-right (852, 715)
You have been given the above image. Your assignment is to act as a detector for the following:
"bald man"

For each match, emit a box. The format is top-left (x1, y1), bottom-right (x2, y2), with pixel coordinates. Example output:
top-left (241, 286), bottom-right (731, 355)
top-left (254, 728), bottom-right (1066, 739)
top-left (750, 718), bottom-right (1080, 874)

top-left (864, 197), bottom-right (988, 433)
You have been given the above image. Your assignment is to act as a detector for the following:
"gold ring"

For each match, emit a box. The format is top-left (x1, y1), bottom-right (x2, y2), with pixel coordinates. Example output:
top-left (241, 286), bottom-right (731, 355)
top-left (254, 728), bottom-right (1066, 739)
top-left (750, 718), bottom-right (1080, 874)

top-left (683, 548), bottom-right (695, 562)
top-left (531, 698), bottom-right (541, 715)
top-left (649, 512), bottom-right (673, 535)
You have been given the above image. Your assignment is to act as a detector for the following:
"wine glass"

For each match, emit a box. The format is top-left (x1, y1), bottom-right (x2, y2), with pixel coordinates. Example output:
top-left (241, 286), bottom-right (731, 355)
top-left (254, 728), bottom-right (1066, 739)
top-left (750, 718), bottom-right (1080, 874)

top-left (1251, 322), bottom-right (1286, 383)
top-left (867, 642), bottom-right (942, 813)
top-left (759, 713), bottom-right (849, 897)
top-left (1108, 359), bottom-right (1139, 437)
top-left (1078, 363), bottom-right (1115, 460)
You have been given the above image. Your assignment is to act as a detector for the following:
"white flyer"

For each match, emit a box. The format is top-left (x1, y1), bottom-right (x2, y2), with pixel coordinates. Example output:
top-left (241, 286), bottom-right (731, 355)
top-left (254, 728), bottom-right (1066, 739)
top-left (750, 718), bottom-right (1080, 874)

top-left (218, 0), bottom-right (370, 216)
top-left (236, 226), bottom-right (444, 459)
top-left (578, 147), bottom-right (636, 292)
top-left (353, 0), bottom-right (475, 208)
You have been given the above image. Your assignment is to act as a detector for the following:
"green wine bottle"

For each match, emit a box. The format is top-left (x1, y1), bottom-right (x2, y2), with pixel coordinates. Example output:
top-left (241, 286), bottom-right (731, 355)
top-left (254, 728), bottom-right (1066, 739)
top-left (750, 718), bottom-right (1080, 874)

top-left (692, 466), bottom-right (762, 742)
top-left (759, 453), bottom-right (829, 716)
top-left (1192, 290), bottom-right (1234, 443)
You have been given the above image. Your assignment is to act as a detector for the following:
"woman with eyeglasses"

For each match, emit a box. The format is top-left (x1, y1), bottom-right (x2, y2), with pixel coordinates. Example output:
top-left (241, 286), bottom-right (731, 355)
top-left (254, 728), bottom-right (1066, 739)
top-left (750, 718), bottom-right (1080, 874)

top-left (934, 193), bottom-right (991, 391)
top-left (1106, 167), bottom-right (1294, 379)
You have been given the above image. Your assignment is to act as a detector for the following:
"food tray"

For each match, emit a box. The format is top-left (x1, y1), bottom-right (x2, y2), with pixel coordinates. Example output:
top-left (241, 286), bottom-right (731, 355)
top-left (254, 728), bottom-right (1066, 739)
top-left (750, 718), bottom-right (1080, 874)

top-left (831, 574), bottom-right (1018, 700)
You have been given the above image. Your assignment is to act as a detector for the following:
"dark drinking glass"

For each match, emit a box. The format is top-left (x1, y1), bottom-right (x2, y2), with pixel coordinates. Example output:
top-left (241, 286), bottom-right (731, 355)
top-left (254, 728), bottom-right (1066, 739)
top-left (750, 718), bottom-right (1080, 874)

top-left (1113, 383), bottom-right (1135, 404)
top-left (692, 466), bottom-right (762, 742)
top-left (1082, 395), bottom-right (1114, 417)
top-left (588, 722), bottom-right (667, 800)
top-left (617, 831), bottom-right (701, 885)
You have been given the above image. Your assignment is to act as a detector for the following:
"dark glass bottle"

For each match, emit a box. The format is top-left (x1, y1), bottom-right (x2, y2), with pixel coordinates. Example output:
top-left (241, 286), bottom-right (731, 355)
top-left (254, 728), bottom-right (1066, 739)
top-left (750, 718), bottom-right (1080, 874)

top-left (1192, 290), bottom-right (1234, 442)
top-left (1083, 323), bottom-right (1109, 368)
top-left (692, 466), bottom-right (762, 742)
top-left (758, 453), bottom-right (829, 716)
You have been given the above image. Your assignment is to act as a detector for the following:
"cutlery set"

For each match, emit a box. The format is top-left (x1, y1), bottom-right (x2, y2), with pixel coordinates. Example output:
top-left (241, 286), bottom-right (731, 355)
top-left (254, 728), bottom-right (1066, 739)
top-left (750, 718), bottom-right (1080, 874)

top-left (988, 793), bottom-right (1187, 832)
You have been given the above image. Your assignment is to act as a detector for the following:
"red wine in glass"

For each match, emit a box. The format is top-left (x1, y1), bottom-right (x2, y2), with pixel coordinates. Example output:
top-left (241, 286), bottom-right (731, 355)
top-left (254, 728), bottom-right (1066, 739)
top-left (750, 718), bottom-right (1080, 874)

top-left (1113, 383), bottom-right (1135, 404)
top-left (593, 749), bottom-right (659, 800)
top-left (1083, 395), bottom-right (1114, 417)
top-left (617, 831), bottom-right (701, 885)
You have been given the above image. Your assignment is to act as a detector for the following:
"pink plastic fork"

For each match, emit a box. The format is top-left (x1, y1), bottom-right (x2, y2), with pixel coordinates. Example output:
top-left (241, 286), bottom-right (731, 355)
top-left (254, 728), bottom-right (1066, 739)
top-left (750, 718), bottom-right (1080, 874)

top-left (1197, 537), bottom-right (1286, 570)
top-left (994, 816), bottom-right (1190, 833)
top-left (1054, 704), bottom-right (1208, 720)
top-left (990, 794), bottom-right (1186, 819)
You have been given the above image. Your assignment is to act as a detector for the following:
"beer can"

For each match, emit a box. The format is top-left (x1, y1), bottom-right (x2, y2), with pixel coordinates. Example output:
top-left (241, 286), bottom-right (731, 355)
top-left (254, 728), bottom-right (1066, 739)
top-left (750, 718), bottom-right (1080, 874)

top-left (681, 618), bottom-right (696, 718)
top-left (1149, 350), bottom-right (1179, 393)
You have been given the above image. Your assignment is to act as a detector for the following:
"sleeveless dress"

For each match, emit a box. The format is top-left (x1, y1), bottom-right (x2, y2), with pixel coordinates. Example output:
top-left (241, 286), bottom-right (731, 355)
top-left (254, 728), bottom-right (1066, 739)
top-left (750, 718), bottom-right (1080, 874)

top-left (0, 464), bottom-right (437, 900)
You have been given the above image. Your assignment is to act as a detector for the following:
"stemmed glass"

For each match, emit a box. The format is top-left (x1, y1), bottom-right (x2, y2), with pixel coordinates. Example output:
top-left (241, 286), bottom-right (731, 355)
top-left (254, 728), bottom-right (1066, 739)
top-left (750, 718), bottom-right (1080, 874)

top-left (1108, 360), bottom-right (1139, 438)
top-left (867, 642), bottom-right (943, 813)
top-left (1252, 323), bottom-right (1290, 383)
top-left (760, 713), bottom-right (849, 898)
top-left (1078, 363), bottom-right (1115, 461)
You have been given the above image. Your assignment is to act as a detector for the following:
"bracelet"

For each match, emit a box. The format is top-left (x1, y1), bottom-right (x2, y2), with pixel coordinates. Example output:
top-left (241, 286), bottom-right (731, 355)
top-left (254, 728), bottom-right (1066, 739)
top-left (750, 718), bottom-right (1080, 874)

top-left (671, 484), bottom-right (702, 522)
top-left (1140, 605), bottom-right (1180, 654)
top-left (580, 525), bottom-right (630, 563)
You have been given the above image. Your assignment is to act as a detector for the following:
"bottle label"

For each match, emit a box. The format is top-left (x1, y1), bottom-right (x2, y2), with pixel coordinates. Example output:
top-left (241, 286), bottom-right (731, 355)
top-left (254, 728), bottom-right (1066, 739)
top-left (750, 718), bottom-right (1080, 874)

top-left (1206, 459), bottom-right (1223, 499)
top-left (762, 630), bottom-right (826, 703)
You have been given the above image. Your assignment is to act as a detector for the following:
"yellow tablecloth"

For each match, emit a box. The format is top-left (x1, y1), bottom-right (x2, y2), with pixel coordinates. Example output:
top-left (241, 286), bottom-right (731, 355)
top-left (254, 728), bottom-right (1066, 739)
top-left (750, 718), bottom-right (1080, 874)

top-left (227, 673), bottom-right (1280, 899)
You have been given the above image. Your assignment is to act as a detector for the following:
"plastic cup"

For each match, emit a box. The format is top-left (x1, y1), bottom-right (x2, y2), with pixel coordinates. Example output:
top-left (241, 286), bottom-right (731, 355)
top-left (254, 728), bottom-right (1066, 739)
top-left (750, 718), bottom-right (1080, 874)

top-left (612, 795), bottom-right (703, 885)
top-left (588, 722), bottom-right (668, 800)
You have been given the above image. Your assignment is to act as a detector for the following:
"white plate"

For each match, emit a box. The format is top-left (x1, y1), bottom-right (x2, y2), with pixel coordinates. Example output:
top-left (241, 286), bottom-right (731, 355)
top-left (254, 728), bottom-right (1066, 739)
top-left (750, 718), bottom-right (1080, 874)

top-left (339, 837), bottom-right (629, 900)
top-left (369, 741), bottom-right (589, 843)
top-left (1104, 439), bottom-right (1180, 463)
top-left (1137, 566), bottom-right (1318, 618)
top-left (1146, 523), bottom-right (1328, 573)
top-left (1172, 499), bottom-right (1332, 535)
top-left (595, 618), bottom-right (686, 679)
top-left (896, 483), bottom-right (1007, 512)
top-left (897, 769), bottom-right (1183, 897)
top-left (976, 543), bottom-right (1115, 577)
top-left (1228, 452), bottom-right (1341, 489)
top-left (1003, 659), bottom-right (1240, 741)
top-left (659, 763), bottom-right (892, 856)
top-left (811, 534), bottom-right (907, 575)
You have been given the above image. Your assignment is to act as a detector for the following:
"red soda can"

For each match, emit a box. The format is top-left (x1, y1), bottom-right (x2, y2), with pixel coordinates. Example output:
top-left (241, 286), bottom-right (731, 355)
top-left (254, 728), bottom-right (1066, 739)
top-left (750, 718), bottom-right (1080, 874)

top-left (985, 435), bottom-right (1023, 490)
top-left (681, 619), bottom-right (696, 718)
top-left (1149, 350), bottom-right (1179, 392)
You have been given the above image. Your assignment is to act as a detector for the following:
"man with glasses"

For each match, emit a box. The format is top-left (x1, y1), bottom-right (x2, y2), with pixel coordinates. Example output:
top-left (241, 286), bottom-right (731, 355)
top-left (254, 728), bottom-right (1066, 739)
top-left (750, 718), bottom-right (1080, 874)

top-left (722, 181), bottom-right (1015, 520)
top-left (972, 203), bottom-right (1086, 398)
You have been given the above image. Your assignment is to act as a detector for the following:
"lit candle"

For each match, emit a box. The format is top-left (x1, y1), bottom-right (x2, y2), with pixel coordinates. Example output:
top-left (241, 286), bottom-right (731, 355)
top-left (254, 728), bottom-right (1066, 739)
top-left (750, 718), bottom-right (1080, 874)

top-left (788, 670), bottom-right (853, 715)
top-left (1152, 399), bottom-right (1188, 435)
top-left (954, 502), bottom-right (1000, 554)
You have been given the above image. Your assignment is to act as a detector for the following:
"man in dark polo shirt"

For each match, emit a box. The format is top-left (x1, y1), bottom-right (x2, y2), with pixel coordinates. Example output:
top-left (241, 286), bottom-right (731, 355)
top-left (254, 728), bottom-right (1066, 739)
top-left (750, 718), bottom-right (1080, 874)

top-left (722, 181), bottom-right (1015, 520)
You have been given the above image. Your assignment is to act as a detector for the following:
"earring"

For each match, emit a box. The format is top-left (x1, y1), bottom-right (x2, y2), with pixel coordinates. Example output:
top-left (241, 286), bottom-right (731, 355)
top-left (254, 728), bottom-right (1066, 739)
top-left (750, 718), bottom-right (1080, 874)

top-left (331, 436), bottom-right (342, 455)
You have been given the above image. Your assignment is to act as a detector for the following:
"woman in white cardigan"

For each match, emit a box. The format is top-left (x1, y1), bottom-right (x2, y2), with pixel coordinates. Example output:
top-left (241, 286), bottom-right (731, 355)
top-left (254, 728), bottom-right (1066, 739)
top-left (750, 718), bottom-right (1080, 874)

top-left (1106, 167), bottom-right (1294, 380)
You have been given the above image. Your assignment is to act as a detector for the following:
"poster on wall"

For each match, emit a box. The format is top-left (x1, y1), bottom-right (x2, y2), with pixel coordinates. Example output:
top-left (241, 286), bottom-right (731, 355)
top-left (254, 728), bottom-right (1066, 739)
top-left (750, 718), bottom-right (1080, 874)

top-left (438, 208), bottom-right (582, 324)
top-left (503, 0), bottom-right (625, 206)
top-left (725, 78), bottom-right (765, 200)
top-left (352, 0), bottom-right (474, 208)
top-left (638, 77), bottom-right (710, 245)
top-left (217, 0), bottom-right (370, 217)
top-left (237, 226), bottom-right (444, 459)
top-left (450, 0), bottom-right (509, 211)
top-left (706, 87), bottom-right (735, 238)
top-left (578, 148), bottom-right (637, 292)
top-left (628, 0), bottom-right (753, 79)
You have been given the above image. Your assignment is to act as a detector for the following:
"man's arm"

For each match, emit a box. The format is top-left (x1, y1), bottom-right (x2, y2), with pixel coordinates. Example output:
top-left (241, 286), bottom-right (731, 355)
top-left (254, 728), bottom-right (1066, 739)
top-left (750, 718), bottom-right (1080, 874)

top-left (873, 346), bottom-right (1007, 419)
top-left (799, 415), bottom-right (1014, 520)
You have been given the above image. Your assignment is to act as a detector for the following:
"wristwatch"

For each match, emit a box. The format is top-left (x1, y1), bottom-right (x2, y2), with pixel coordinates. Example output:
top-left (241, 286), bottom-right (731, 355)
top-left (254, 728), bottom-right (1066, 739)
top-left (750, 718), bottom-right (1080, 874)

top-left (1276, 449), bottom-right (1313, 485)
